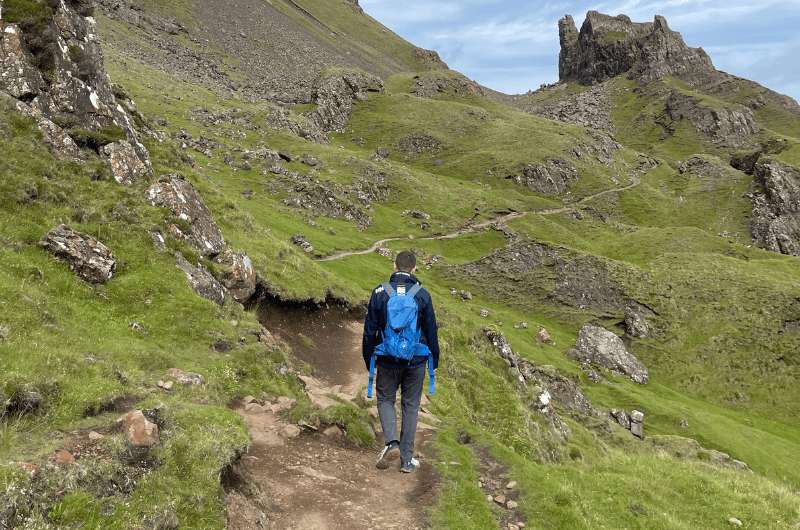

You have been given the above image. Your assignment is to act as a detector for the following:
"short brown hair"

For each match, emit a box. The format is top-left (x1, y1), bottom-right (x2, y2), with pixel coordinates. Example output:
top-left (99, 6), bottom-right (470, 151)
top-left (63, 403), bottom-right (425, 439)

top-left (395, 250), bottom-right (417, 272)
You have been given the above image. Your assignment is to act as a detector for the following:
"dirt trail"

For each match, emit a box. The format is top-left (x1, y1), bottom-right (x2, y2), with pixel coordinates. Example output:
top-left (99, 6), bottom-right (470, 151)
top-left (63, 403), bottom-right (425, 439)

top-left (227, 305), bottom-right (439, 530)
top-left (317, 176), bottom-right (642, 262)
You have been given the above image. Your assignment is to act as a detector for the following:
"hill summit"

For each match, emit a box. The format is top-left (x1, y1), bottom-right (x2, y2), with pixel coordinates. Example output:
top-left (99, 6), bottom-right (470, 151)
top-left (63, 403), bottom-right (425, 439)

top-left (558, 11), bottom-right (717, 86)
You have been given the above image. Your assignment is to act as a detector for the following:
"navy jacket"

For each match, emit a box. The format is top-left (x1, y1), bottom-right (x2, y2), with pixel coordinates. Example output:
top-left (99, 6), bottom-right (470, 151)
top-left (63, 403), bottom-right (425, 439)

top-left (362, 271), bottom-right (440, 371)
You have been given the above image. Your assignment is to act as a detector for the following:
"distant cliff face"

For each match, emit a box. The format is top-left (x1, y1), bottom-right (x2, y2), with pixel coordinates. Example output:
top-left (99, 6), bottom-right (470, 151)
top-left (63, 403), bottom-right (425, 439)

top-left (559, 11), bottom-right (716, 85)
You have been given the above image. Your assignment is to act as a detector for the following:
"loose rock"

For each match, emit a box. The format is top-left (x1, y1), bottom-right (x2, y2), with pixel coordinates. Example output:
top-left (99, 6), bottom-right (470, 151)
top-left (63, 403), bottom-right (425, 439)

top-left (117, 410), bottom-right (160, 448)
top-left (568, 324), bottom-right (649, 384)
top-left (40, 225), bottom-right (116, 284)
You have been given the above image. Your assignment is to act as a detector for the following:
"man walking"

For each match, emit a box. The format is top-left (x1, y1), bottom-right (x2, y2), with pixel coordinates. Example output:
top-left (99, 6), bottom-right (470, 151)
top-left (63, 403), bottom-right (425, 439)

top-left (363, 250), bottom-right (439, 473)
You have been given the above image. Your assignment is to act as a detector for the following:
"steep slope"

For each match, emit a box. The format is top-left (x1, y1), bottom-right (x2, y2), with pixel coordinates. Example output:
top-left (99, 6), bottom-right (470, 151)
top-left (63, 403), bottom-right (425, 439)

top-left (1, 3), bottom-right (800, 530)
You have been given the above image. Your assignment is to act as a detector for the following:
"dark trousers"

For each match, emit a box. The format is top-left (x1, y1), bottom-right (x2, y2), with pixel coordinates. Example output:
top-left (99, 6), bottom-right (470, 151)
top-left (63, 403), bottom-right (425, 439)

top-left (376, 364), bottom-right (425, 463)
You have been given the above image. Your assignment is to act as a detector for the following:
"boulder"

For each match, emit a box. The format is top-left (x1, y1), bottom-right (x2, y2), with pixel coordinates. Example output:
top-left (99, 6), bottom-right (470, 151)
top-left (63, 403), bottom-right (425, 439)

top-left (569, 325), bottom-right (649, 384)
top-left (103, 141), bottom-right (151, 185)
top-left (116, 410), bottom-right (160, 448)
top-left (175, 253), bottom-right (226, 306)
top-left (216, 250), bottom-right (257, 303)
top-left (610, 409), bottom-right (631, 430)
top-left (40, 225), bottom-right (116, 284)
top-left (630, 410), bottom-right (645, 439)
top-left (749, 159), bottom-right (800, 256)
top-left (624, 305), bottom-right (651, 338)
top-left (291, 234), bottom-right (314, 253)
top-left (146, 175), bottom-right (226, 257)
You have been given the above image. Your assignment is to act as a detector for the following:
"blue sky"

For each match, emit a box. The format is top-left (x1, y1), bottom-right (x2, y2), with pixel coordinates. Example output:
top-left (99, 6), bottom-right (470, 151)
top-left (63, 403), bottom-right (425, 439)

top-left (360, 0), bottom-right (800, 100)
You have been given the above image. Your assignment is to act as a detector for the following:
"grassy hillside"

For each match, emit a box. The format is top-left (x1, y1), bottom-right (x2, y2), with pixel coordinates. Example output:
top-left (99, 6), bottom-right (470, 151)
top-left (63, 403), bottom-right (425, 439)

top-left (1, 2), bottom-right (799, 528)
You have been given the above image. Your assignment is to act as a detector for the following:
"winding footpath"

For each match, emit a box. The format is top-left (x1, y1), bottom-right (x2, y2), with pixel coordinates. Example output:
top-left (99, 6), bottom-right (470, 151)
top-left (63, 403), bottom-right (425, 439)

top-left (317, 175), bottom-right (642, 262)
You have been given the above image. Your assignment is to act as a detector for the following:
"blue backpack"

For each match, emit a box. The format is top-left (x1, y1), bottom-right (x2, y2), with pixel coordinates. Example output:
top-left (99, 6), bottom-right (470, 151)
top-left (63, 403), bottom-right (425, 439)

top-left (367, 282), bottom-right (435, 398)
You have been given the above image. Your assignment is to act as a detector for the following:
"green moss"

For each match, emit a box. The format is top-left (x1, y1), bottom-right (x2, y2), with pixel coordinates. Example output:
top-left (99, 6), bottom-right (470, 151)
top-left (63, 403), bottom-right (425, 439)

top-left (68, 126), bottom-right (127, 151)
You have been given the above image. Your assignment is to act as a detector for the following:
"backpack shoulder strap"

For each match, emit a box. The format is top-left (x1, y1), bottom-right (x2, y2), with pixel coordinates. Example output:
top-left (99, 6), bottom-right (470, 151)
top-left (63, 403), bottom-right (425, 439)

top-left (381, 282), bottom-right (395, 297)
top-left (407, 283), bottom-right (422, 298)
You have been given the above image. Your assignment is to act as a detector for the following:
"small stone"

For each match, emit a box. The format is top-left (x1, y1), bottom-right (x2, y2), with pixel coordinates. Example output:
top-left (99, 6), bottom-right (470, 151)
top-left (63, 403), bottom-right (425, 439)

top-left (480, 309), bottom-right (490, 318)
top-left (157, 380), bottom-right (174, 391)
top-left (0, 325), bottom-right (9, 340)
top-left (680, 418), bottom-right (689, 429)
top-left (167, 368), bottom-right (204, 386)
top-left (494, 495), bottom-right (507, 505)
top-left (506, 500), bottom-right (519, 509)
top-left (51, 449), bottom-right (75, 466)
top-left (273, 396), bottom-right (297, 412)
top-left (244, 402), bottom-right (266, 413)
top-left (323, 425), bottom-right (343, 438)
top-left (513, 322), bottom-right (528, 329)
top-left (517, 523), bottom-right (526, 528)
top-left (460, 290), bottom-right (473, 301)
top-left (728, 518), bottom-right (743, 527)
top-left (242, 395), bottom-right (258, 405)
top-left (506, 480), bottom-right (517, 490)
top-left (281, 424), bottom-right (301, 439)
top-left (537, 327), bottom-right (552, 344)
top-left (508, 525), bottom-right (519, 530)
top-left (117, 410), bottom-right (160, 448)
top-left (17, 462), bottom-right (39, 477)
top-left (88, 431), bottom-right (104, 441)
top-left (486, 495), bottom-right (494, 502)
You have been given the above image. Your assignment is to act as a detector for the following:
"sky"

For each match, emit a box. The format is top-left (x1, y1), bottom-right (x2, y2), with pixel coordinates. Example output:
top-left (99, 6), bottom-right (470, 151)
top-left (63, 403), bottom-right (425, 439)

top-left (360, 0), bottom-right (800, 101)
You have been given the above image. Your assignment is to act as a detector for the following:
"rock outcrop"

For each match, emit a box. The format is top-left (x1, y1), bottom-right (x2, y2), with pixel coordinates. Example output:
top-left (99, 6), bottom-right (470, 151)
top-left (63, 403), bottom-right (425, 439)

top-left (559, 12), bottom-right (716, 86)
top-left (40, 225), bottom-right (116, 284)
top-left (175, 253), bottom-right (226, 306)
top-left (518, 82), bottom-right (613, 132)
top-left (146, 175), bottom-right (226, 258)
top-left (411, 71), bottom-right (484, 99)
top-left (509, 159), bottom-right (578, 196)
top-left (568, 324), bottom-right (649, 384)
top-left (308, 70), bottom-right (383, 134)
top-left (749, 160), bottom-right (800, 256)
top-left (665, 91), bottom-right (759, 147)
top-left (485, 329), bottom-right (597, 416)
top-left (0, 2), bottom-right (151, 179)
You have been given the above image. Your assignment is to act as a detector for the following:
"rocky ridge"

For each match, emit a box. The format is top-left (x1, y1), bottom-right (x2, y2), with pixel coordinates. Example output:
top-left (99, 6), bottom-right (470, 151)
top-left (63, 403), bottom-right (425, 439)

top-left (0, 2), bottom-right (151, 182)
top-left (558, 11), bottom-right (716, 86)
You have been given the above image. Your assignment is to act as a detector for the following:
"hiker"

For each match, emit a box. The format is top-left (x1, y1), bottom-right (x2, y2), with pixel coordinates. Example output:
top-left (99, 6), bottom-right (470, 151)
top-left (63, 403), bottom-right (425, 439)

top-left (363, 250), bottom-right (439, 473)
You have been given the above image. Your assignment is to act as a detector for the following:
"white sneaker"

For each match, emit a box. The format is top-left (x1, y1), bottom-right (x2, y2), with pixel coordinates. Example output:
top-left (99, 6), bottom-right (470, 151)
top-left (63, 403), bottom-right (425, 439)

top-left (400, 457), bottom-right (420, 473)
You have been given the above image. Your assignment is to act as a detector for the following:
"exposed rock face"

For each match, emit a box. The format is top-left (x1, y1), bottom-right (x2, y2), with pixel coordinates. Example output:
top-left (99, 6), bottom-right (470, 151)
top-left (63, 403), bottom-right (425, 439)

top-left (146, 175), bottom-right (226, 257)
top-left (510, 159), bottom-right (578, 196)
top-left (102, 141), bottom-right (152, 185)
top-left (217, 250), bottom-right (257, 303)
top-left (412, 72), bottom-right (484, 99)
top-left (40, 225), bottom-right (116, 284)
top-left (749, 160), bottom-right (800, 256)
top-left (175, 253), bottom-right (226, 306)
top-left (630, 409), bottom-right (645, 439)
top-left (117, 410), bottom-right (160, 448)
top-left (484, 329), bottom-right (597, 416)
top-left (0, 4), bottom-right (151, 177)
top-left (396, 133), bottom-right (442, 157)
top-left (0, 25), bottom-right (44, 98)
top-left (559, 12), bottom-right (716, 86)
top-left (665, 91), bottom-right (759, 147)
top-left (518, 82), bottom-right (613, 131)
top-left (309, 70), bottom-right (383, 134)
top-left (569, 324), bottom-right (649, 384)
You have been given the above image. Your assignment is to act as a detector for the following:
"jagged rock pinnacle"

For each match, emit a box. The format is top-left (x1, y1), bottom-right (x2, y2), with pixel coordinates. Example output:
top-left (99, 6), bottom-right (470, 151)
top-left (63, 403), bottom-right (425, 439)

top-left (558, 11), bottom-right (716, 85)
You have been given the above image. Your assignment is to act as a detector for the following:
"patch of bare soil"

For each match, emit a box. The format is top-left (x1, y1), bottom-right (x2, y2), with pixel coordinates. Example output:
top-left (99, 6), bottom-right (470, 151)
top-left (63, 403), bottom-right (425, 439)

top-left (229, 301), bottom-right (439, 529)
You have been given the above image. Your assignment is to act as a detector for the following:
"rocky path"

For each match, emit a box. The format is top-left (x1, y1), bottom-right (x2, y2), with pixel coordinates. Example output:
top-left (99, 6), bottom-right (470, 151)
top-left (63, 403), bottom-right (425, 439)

top-left (227, 319), bottom-right (439, 530)
top-left (317, 176), bottom-right (642, 262)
